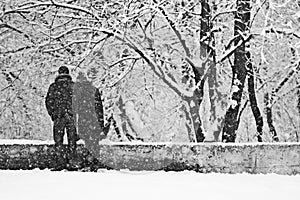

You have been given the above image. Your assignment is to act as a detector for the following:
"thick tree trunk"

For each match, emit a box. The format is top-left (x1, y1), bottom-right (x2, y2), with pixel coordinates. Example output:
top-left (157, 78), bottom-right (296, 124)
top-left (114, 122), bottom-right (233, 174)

top-left (222, 0), bottom-right (250, 142)
top-left (201, 0), bottom-right (221, 141)
top-left (193, 0), bottom-right (211, 142)
top-left (247, 52), bottom-right (263, 142)
top-left (185, 0), bottom-right (214, 143)
top-left (181, 98), bottom-right (199, 143)
top-left (189, 92), bottom-right (205, 142)
top-left (200, 0), bottom-right (210, 52)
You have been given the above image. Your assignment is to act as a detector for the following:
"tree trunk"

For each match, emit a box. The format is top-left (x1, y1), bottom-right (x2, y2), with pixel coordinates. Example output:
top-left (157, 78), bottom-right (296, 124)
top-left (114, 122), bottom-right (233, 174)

top-left (184, 0), bottom-right (214, 143)
top-left (200, 0), bottom-right (210, 54)
top-left (222, 0), bottom-right (250, 142)
top-left (115, 96), bottom-right (141, 141)
top-left (264, 93), bottom-right (279, 142)
top-left (201, 0), bottom-right (222, 141)
top-left (247, 52), bottom-right (263, 142)
top-left (298, 81), bottom-right (300, 139)
top-left (297, 80), bottom-right (300, 117)
top-left (189, 92), bottom-right (205, 142)
top-left (180, 99), bottom-right (198, 143)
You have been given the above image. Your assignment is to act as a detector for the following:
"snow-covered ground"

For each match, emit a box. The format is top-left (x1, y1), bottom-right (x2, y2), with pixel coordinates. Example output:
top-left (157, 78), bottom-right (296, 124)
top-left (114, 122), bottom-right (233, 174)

top-left (0, 170), bottom-right (299, 200)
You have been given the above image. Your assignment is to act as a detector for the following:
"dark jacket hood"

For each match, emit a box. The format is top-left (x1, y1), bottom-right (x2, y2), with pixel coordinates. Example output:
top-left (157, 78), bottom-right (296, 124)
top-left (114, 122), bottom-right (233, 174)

top-left (55, 74), bottom-right (72, 82)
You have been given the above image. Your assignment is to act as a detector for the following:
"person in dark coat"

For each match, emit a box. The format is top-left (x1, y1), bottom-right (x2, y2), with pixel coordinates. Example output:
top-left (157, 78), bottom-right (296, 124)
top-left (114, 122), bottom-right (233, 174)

top-left (72, 71), bottom-right (106, 158)
top-left (45, 66), bottom-right (77, 152)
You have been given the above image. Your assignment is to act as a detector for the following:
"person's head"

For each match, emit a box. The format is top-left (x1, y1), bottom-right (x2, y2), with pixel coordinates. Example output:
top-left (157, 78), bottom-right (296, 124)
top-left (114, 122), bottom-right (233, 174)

top-left (76, 71), bottom-right (88, 82)
top-left (58, 66), bottom-right (69, 75)
top-left (87, 68), bottom-right (97, 81)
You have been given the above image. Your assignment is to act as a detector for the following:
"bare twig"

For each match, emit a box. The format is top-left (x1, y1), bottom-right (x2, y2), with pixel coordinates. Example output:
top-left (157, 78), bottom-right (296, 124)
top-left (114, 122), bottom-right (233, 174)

top-left (0, 23), bottom-right (36, 44)
top-left (109, 58), bottom-right (139, 87)
top-left (153, 0), bottom-right (191, 57)
top-left (42, 40), bottom-right (98, 53)
top-left (5, 1), bottom-right (102, 21)
top-left (249, 0), bottom-right (268, 28)
top-left (270, 61), bottom-right (300, 107)
top-left (0, 70), bottom-right (24, 92)
top-left (211, 9), bottom-right (236, 21)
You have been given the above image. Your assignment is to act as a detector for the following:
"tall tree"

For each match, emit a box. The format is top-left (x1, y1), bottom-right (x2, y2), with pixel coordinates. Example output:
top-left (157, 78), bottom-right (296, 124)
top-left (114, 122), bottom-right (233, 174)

top-left (198, 0), bottom-right (212, 142)
top-left (188, 0), bottom-right (214, 142)
top-left (222, 0), bottom-right (250, 142)
top-left (200, 0), bottom-right (224, 142)
top-left (247, 50), bottom-right (263, 142)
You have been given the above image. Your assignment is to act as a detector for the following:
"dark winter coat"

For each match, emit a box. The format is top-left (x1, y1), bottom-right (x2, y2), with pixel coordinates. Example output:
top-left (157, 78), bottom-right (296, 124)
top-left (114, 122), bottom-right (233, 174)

top-left (72, 77), bottom-right (105, 157)
top-left (45, 74), bottom-right (74, 121)
top-left (72, 79), bottom-right (104, 130)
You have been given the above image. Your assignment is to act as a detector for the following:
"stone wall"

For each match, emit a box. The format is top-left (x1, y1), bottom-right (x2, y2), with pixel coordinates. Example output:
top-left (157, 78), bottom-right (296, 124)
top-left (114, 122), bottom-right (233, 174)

top-left (0, 143), bottom-right (299, 174)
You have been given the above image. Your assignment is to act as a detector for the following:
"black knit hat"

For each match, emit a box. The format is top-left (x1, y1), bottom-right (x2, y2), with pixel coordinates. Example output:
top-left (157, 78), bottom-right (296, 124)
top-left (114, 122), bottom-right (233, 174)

top-left (58, 66), bottom-right (69, 74)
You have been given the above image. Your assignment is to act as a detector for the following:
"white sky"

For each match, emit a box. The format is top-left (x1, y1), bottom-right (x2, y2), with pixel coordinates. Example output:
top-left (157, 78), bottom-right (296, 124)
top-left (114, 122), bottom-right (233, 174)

top-left (0, 170), bottom-right (299, 200)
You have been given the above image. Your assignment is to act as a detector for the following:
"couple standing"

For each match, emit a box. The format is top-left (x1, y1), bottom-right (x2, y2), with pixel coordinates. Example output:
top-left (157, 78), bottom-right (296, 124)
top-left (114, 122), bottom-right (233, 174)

top-left (45, 66), bottom-right (106, 158)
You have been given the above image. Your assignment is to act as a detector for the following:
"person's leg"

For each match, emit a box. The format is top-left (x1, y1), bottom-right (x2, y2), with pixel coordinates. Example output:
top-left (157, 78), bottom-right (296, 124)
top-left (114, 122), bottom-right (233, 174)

top-left (53, 118), bottom-right (65, 147)
top-left (66, 117), bottom-right (80, 169)
top-left (52, 118), bottom-right (67, 170)
top-left (74, 113), bottom-right (80, 142)
top-left (66, 117), bottom-right (77, 152)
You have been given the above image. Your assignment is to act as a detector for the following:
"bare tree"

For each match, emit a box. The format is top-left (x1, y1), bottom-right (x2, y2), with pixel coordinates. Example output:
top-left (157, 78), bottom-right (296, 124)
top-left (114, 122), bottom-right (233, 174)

top-left (222, 0), bottom-right (250, 142)
top-left (247, 48), bottom-right (263, 142)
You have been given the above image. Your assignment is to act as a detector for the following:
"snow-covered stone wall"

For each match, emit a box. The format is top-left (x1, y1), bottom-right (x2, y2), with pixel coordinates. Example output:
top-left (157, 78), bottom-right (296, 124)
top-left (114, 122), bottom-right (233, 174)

top-left (0, 143), bottom-right (299, 174)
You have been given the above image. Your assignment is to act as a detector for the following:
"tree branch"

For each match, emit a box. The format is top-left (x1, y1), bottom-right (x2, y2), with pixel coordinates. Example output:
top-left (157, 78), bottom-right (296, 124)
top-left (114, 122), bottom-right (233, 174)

top-left (4, 1), bottom-right (102, 21)
top-left (271, 61), bottom-right (300, 107)
top-left (217, 34), bottom-right (252, 63)
top-left (109, 58), bottom-right (139, 87)
top-left (0, 23), bottom-right (36, 44)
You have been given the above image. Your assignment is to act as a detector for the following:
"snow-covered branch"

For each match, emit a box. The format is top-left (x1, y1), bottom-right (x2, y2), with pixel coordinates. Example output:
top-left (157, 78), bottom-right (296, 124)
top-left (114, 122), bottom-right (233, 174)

top-left (152, 0), bottom-right (191, 58)
top-left (117, 34), bottom-right (193, 97)
top-left (42, 40), bottom-right (98, 53)
top-left (211, 9), bottom-right (237, 21)
top-left (0, 23), bottom-right (36, 44)
top-left (217, 34), bottom-right (252, 64)
top-left (271, 61), bottom-right (300, 106)
top-left (109, 58), bottom-right (140, 87)
top-left (4, 1), bottom-right (102, 21)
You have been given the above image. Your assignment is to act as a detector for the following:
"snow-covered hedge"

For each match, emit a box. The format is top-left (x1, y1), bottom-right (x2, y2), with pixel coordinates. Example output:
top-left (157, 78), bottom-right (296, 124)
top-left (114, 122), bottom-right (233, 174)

top-left (0, 143), bottom-right (299, 174)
